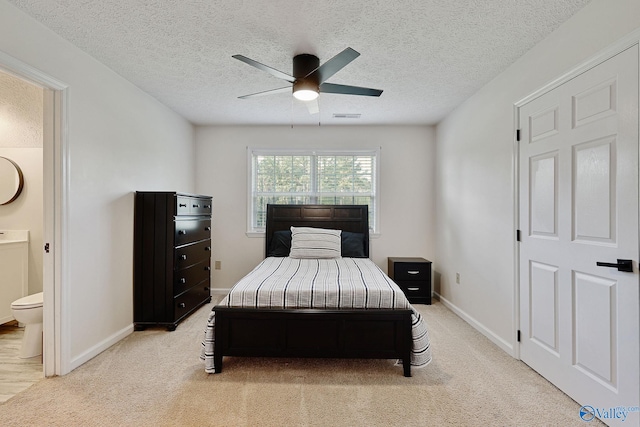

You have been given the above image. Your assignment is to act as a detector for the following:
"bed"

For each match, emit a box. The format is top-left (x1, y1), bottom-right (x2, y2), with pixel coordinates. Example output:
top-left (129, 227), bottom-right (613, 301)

top-left (201, 204), bottom-right (431, 377)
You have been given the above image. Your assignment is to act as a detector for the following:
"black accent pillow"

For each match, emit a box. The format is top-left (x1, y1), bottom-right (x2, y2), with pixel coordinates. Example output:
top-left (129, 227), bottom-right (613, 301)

top-left (341, 232), bottom-right (366, 258)
top-left (267, 230), bottom-right (292, 257)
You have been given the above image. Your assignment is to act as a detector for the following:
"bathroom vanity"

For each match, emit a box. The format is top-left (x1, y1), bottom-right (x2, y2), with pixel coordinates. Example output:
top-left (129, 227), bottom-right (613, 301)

top-left (0, 230), bottom-right (29, 324)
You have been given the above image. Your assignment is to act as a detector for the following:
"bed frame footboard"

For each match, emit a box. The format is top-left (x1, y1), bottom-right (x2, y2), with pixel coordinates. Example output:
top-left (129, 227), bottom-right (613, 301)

top-left (214, 307), bottom-right (413, 377)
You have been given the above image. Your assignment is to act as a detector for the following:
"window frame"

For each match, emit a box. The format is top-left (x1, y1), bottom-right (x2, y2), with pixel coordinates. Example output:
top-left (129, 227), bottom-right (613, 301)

top-left (246, 147), bottom-right (381, 237)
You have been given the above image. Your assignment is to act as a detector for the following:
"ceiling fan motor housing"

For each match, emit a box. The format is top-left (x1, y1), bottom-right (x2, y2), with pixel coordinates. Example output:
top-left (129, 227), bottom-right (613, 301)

top-left (293, 54), bottom-right (320, 80)
top-left (293, 54), bottom-right (320, 95)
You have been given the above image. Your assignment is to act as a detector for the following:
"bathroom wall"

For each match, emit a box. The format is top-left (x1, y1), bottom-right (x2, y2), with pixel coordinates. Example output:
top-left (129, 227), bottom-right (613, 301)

top-left (0, 71), bottom-right (44, 296)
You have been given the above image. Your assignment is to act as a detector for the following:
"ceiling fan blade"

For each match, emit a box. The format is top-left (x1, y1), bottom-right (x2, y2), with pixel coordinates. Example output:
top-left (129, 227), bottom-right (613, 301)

top-left (304, 99), bottom-right (319, 115)
top-left (319, 82), bottom-right (383, 97)
top-left (305, 47), bottom-right (360, 84)
top-left (238, 86), bottom-right (292, 99)
top-left (232, 55), bottom-right (295, 82)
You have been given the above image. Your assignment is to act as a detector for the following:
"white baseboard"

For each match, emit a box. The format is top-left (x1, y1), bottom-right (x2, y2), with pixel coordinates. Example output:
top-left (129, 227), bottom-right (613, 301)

top-left (435, 293), bottom-right (515, 357)
top-left (69, 324), bottom-right (133, 372)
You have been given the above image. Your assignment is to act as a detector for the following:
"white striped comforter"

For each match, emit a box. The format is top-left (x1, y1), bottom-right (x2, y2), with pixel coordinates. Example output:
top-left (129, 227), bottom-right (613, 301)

top-left (201, 257), bottom-right (432, 373)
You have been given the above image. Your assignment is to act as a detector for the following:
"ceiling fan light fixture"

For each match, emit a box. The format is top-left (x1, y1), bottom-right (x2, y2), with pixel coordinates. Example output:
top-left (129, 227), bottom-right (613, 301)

top-left (293, 89), bottom-right (319, 101)
top-left (293, 80), bottom-right (319, 101)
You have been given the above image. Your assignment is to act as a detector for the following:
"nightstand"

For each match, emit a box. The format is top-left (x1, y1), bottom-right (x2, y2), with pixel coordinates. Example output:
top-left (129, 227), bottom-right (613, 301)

top-left (388, 257), bottom-right (432, 305)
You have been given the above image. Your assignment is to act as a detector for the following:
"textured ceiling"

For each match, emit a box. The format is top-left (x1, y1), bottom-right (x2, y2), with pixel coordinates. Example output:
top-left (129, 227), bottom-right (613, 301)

top-left (7, 0), bottom-right (591, 126)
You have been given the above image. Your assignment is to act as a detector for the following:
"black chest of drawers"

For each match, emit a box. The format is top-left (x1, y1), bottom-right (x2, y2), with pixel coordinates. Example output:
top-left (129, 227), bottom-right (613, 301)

top-left (388, 257), bottom-right (432, 305)
top-left (134, 192), bottom-right (213, 330)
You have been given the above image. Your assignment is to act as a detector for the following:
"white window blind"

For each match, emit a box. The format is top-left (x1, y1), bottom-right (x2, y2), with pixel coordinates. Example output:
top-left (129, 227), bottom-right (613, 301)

top-left (248, 149), bottom-right (379, 233)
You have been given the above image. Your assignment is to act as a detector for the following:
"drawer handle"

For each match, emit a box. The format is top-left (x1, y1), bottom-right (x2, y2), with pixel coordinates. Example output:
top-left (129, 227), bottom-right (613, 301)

top-left (407, 271), bottom-right (420, 275)
top-left (204, 287), bottom-right (210, 291)
top-left (178, 230), bottom-right (187, 235)
top-left (193, 204), bottom-right (200, 208)
top-left (205, 266), bottom-right (211, 271)
top-left (180, 278), bottom-right (186, 284)
top-left (178, 302), bottom-right (186, 308)
top-left (179, 203), bottom-right (187, 208)
top-left (205, 246), bottom-right (211, 251)
top-left (205, 227), bottom-right (211, 231)
top-left (407, 287), bottom-right (420, 291)
top-left (180, 254), bottom-right (187, 260)
top-left (204, 205), bottom-right (211, 209)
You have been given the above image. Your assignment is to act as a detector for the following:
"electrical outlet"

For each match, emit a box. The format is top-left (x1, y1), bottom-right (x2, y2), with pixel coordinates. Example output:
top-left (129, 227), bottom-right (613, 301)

top-left (215, 260), bottom-right (221, 270)
top-left (455, 272), bottom-right (460, 284)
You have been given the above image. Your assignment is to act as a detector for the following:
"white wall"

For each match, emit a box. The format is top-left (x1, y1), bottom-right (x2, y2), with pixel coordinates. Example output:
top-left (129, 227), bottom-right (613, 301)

top-left (195, 125), bottom-right (436, 290)
top-left (435, 0), bottom-right (640, 353)
top-left (0, 1), bottom-right (196, 372)
top-left (0, 71), bottom-right (44, 296)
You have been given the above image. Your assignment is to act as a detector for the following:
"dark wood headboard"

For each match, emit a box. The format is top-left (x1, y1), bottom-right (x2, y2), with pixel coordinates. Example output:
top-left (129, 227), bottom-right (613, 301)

top-left (265, 204), bottom-right (370, 258)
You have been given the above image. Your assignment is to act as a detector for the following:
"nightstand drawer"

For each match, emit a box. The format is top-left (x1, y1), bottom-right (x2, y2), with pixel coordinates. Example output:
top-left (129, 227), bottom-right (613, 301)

top-left (395, 281), bottom-right (429, 299)
top-left (392, 263), bottom-right (429, 281)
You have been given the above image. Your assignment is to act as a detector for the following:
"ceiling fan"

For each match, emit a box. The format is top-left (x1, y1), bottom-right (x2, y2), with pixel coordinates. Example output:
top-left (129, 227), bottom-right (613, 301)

top-left (232, 47), bottom-right (383, 113)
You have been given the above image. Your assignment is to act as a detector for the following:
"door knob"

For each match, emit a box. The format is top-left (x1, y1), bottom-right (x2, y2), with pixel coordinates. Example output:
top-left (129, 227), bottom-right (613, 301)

top-left (596, 259), bottom-right (633, 272)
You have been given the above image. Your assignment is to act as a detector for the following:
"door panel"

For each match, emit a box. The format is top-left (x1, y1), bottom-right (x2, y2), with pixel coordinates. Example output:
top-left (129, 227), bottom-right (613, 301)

top-left (573, 271), bottom-right (616, 386)
top-left (529, 261), bottom-right (559, 354)
top-left (530, 152), bottom-right (559, 237)
top-left (573, 138), bottom-right (616, 243)
top-left (519, 45), bottom-right (639, 425)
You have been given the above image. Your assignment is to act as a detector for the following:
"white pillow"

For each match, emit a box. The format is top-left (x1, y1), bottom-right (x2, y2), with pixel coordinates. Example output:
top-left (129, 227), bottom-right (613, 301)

top-left (289, 226), bottom-right (342, 259)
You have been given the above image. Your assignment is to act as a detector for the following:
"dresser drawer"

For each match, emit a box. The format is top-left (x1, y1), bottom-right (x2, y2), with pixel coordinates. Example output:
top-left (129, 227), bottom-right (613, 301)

top-left (176, 196), bottom-right (192, 215)
top-left (190, 198), bottom-right (212, 215)
top-left (174, 218), bottom-right (211, 246)
top-left (175, 239), bottom-right (212, 269)
top-left (392, 262), bottom-right (430, 281)
top-left (174, 260), bottom-right (211, 295)
top-left (176, 195), bottom-right (212, 216)
top-left (174, 281), bottom-right (211, 321)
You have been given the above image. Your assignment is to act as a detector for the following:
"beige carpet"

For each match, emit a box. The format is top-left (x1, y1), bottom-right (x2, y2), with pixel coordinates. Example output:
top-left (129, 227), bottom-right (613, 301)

top-left (0, 295), bottom-right (601, 427)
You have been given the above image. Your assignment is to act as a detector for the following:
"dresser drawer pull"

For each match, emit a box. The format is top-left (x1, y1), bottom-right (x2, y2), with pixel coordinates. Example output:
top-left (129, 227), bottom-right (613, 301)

top-left (204, 204), bottom-right (211, 209)
top-left (407, 287), bottom-right (420, 291)
top-left (204, 287), bottom-right (210, 291)
top-left (179, 203), bottom-right (187, 208)
top-left (205, 266), bottom-right (211, 271)
top-left (193, 204), bottom-right (200, 208)
top-left (178, 302), bottom-right (186, 308)
top-left (180, 254), bottom-right (187, 260)
top-left (178, 230), bottom-right (187, 235)
top-left (205, 226), bottom-right (211, 231)
top-left (180, 278), bottom-right (186, 284)
top-left (205, 246), bottom-right (211, 251)
top-left (407, 271), bottom-right (420, 275)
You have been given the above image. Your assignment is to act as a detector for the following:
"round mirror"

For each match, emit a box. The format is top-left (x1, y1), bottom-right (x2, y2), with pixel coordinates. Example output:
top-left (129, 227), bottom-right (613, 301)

top-left (0, 157), bottom-right (24, 205)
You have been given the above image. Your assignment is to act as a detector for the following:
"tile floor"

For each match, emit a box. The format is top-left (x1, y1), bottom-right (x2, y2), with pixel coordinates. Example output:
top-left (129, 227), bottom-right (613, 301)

top-left (0, 322), bottom-right (43, 403)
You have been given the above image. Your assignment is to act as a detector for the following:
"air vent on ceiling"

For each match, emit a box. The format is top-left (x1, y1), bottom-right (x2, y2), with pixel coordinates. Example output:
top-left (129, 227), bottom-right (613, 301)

top-left (332, 113), bottom-right (361, 119)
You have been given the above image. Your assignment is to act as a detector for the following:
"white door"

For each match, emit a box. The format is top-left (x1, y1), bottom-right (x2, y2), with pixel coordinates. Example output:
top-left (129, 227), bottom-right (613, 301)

top-left (519, 45), bottom-right (639, 426)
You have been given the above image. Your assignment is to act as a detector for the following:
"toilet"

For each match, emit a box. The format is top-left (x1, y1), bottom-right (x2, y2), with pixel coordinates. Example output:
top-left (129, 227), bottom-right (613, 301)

top-left (10, 292), bottom-right (43, 358)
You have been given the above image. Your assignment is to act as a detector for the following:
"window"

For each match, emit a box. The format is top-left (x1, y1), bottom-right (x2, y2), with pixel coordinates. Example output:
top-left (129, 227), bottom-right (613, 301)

top-left (248, 148), bottom-right (379, 233)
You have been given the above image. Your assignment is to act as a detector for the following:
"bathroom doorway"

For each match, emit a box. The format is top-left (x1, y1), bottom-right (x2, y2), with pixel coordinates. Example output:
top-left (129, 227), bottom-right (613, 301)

top-left (0, 69), bottom-right (45, 400)
top-left (0, 51), bottom-right (67, 379)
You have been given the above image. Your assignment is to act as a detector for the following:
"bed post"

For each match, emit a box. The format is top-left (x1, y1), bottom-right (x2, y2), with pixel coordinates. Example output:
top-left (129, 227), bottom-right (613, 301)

top-left (403, 313), bottom-right (412, 377)
top-left (213, 311), bottom-right (224, 373)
